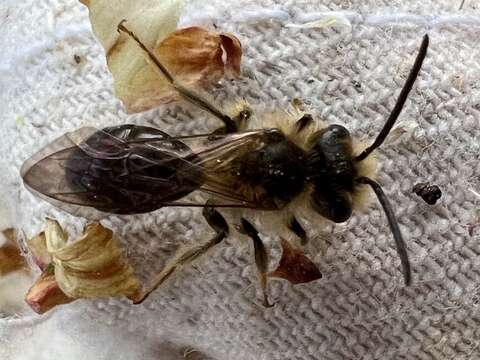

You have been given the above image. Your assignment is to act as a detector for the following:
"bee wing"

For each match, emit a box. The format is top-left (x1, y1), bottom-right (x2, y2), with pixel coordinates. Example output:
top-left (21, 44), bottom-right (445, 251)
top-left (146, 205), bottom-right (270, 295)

top-left (124, 129), bottom-right (280, 209)
top-left (21, 126), bottom-right (276, 218)
top-left (21, 127), bottom-right (117, 219)
top-left (21, 126), bottom-right (202, 218)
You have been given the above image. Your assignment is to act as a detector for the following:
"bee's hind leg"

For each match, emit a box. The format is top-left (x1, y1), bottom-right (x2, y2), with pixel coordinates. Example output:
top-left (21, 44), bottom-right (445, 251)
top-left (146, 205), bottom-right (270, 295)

top-left (238, 218), bottom-right (274, 308)
top-left (133, 204), bottom-right (229, 304)
top-left (117, 21), bottom-right (237, 133)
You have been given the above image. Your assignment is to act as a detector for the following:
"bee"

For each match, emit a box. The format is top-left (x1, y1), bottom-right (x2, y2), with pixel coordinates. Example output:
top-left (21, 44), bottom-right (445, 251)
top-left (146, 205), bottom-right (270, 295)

top-left (21, 22), bottom-right (429, 306)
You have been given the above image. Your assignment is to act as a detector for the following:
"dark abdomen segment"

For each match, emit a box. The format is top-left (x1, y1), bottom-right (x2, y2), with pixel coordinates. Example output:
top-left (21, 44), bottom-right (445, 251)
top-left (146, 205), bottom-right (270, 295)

top-left (65, 127), bottom-right (204, 214)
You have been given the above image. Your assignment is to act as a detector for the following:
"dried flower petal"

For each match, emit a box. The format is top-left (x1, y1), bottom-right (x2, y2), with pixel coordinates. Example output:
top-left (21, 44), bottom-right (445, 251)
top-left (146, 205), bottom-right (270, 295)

top-left (80, 0), bottom-right (242, 112)
top-left (156, 27), bottom-right (241, 85)
top-left (269, 239), bottom-right (322, 284)
top-left (45, 220), bottom-right (142, 301)
top-left (27, 232), bottom-right (51, 271)
top-left (0, 229), bottom-right (27, 276)
top-left (25, 267), bottom-right (74, 314)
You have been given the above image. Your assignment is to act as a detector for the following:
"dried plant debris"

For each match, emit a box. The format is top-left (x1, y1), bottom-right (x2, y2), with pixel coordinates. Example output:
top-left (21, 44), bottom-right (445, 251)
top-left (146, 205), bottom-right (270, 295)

top-left (25, 219), bottom-right (142, 314)
top-left (73, 54), bottom-right (82, 64)
top-left (0, 228), bottom-right (27, 276)
top-left (467, 209), bottom-right (480, 237)
top-left (27, 232), bottom-right (50, 271)
top-left (80, 0), bottom-right (242, 113)
top-left (268, 239), bottom-right (322, 285)
top-left (413, 182), bottom-right (442, 205)
top-left (25, 266), bottom-right (74, 315)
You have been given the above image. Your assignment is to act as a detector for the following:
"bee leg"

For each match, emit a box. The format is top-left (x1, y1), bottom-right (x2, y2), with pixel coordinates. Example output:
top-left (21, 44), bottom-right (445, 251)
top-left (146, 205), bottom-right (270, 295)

top-left (117, 21), bottom-right (237, 133)
top-left (211, 108), bottom-right (253, 135)
top-left (294, 114), bottom-right (313, 133)
top-left (238, 218), bottom-right (274, 308)
top-left (133, 204), bottom-right (229, 304)
top-left (288, 216), bottom-right (308, 245)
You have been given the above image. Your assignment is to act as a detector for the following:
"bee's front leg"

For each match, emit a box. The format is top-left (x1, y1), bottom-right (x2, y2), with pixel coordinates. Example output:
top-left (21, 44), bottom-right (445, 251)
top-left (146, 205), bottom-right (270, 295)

top-left (294, 114), bottom-right (313, 133)
top-left (211, 108), bottom-right (253, 135)
top-left (133, 203), bottom-right (229, 304)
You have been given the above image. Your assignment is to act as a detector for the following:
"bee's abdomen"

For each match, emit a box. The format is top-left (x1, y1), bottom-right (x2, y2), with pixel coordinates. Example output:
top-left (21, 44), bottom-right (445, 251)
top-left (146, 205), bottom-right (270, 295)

top-left (65, 139), bottom-right (204, 214)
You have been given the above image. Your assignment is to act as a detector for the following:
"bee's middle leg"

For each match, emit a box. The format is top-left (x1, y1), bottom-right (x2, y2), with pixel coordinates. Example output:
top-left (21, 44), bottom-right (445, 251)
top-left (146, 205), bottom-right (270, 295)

top-left (238, 218), bottom-right (274, 308)
top-left (133, 204), bottom-right (229, 304)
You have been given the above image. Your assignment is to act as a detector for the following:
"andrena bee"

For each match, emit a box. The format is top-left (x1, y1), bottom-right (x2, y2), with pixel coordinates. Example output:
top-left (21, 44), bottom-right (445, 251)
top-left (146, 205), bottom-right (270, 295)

top-left (21, 22), bottom-right (429, 306)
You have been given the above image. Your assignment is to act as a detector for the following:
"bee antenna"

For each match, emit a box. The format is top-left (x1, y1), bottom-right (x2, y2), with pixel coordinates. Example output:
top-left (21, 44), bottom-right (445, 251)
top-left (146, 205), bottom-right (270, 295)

top-left (356, 176), bottom-right (411, 286)
top-left (355, 34), bottom-right (429, 162)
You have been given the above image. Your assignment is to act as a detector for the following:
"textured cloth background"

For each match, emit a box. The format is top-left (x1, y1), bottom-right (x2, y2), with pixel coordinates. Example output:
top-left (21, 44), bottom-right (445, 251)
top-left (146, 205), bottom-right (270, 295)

top-left (1, 0), bottom-right (480, 359)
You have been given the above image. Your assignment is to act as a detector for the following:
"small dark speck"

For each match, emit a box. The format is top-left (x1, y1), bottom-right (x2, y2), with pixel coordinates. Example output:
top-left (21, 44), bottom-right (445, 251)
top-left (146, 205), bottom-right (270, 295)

top-left (74, 54), bottom-right (82, 64)
top-left (352, 80), bottom-right (361, 89)
top-left (468, 224), bottom-right (478, 237)
top-left (413, 182), bottom-right (442, 205)
top-left (307, 79), bottom-right (315, 84)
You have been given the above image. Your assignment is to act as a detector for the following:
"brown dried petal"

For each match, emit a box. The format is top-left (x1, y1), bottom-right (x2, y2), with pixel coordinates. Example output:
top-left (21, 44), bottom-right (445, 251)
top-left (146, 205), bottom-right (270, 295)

top-left (25, 269), bottom-right (74, 314)
top-left (268, 239), bottom-right (322, 284)
top-left (156, 27), bottom-right (242, 86)
top-left (0, 229), bottom-right (27, 276)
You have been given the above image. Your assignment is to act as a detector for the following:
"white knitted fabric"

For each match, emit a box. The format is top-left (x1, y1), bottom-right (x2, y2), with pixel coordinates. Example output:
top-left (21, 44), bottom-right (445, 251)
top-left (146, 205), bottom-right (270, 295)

top-left (1, 0), bottom-right (480, 359)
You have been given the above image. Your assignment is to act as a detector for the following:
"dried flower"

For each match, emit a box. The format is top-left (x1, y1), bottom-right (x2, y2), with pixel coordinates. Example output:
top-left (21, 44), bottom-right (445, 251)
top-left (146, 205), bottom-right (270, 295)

top-left (80, 0), bottom-right (242, 112)
top-left (25, 220), bottom-right (142, 313)
top-left (45, 219), bottom-right (141, 300)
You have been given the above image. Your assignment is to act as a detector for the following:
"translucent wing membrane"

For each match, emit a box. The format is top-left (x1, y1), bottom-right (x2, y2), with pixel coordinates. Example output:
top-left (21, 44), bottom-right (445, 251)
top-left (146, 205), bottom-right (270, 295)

top-left (21, 125), bottom-right (275, 219)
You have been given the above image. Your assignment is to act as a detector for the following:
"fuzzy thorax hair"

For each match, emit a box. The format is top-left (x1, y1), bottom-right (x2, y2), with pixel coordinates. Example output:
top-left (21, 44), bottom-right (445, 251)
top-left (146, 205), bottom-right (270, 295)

top-left (224, 102), bottom-right (378, 238)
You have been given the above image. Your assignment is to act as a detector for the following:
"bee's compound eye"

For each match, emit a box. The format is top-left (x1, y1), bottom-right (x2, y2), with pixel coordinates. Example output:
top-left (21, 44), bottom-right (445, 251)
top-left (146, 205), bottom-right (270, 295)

top-left (311, 189), bottom-right (352, 223)
top-left (325, 125), bottom-right (350, 139)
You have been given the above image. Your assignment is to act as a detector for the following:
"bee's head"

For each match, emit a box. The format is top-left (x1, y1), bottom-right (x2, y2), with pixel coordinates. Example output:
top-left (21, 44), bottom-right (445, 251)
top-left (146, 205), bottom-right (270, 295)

top-left (306, 124), bottom-right (358, 223)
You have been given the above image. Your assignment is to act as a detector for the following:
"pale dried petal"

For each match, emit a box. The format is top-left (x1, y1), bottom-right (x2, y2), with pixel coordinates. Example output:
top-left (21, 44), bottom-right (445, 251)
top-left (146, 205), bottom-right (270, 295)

top-left (81, 0), bottom-right (182, 112)
top-left (81, 0), bottom-right (242, 112)
top-left (44, 218), bottom-right (68, 252)
top-left (27, 232), bottom-right (51, 270)
top-left (46, 222), bottom-right (141, 301)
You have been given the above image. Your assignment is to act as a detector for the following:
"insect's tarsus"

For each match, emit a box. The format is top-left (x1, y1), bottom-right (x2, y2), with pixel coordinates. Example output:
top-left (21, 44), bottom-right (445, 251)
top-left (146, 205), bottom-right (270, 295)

top-left (355, 34), bottom-right (429, 162)
top-left (239, 218), bottom-right (274, 308)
